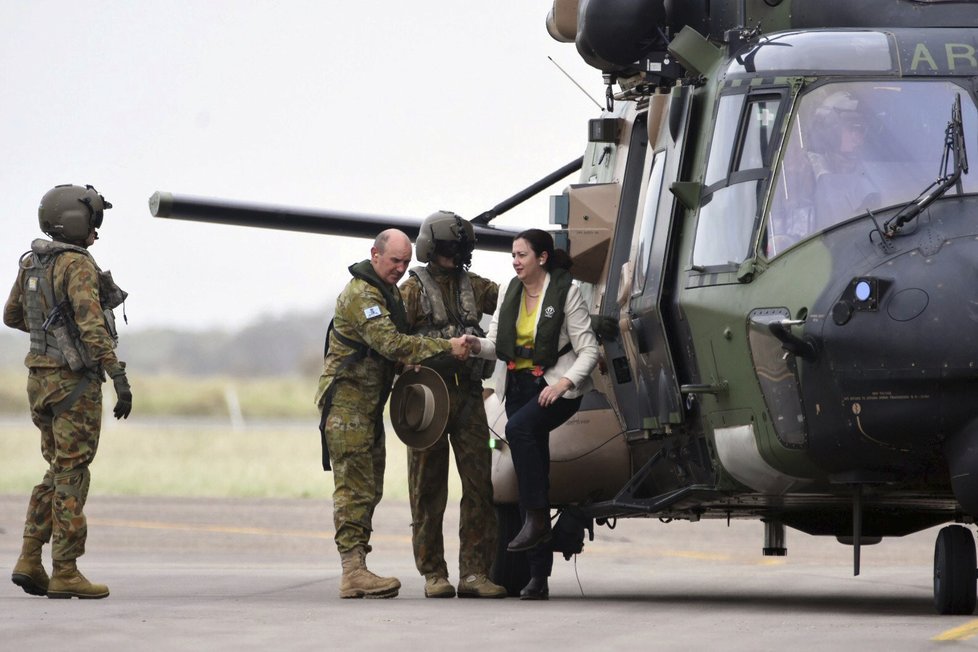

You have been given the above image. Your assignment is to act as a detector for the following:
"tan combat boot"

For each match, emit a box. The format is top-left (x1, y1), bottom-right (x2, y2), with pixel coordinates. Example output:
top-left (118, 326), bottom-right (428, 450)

top-left (47, 560), bottom-right (109, 599)
top-left (339, 547), bottom-right (400, 599)
top-left (457, 573), bottom-right (507, 599)
top-left (11, 537), bottom-right (49, 596)
top-left (424, 573), bottom-right (456, 598)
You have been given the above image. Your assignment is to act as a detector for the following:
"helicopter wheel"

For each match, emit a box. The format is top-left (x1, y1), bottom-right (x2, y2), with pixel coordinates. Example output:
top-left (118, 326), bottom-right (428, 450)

top-left (933, 524), bottom-right (977, 615)
top-left (489, 504), bottom-right (530, 597)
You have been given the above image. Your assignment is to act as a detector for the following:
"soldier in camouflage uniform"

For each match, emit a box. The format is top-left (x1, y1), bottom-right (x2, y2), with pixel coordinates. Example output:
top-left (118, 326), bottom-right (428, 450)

top-left (315, 228), bottom-right (470, 599)
top-left (399, 211), bottom-right (506, 599)
top-left (3, 184), bottom-right (132, 600)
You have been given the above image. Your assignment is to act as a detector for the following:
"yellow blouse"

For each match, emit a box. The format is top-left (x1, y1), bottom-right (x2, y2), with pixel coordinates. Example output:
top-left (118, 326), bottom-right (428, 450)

top-left (513, 293), bottom-right (539, 371)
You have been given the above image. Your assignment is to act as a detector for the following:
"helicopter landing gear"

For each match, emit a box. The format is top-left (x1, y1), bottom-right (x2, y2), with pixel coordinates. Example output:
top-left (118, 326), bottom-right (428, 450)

top-left (490, 504), bottom-right (530, 597)
top-left (933, 525), bottom-right (977, 615)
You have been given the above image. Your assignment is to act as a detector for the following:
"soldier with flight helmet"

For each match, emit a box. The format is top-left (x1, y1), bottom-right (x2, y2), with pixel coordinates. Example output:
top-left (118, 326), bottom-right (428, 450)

top-left (4, 184), bottom-right (132, 599)
top-left (397, 211), bottom-right (507, 599)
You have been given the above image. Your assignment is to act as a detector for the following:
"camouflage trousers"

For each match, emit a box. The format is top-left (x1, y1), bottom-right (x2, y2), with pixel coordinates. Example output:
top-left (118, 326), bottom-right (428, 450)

top-left (408, 381), bottom-right (497, 579)
top-left (323, 378), bottom-right (387, 554)
top-left (22, 367), bottom-right (103, 561)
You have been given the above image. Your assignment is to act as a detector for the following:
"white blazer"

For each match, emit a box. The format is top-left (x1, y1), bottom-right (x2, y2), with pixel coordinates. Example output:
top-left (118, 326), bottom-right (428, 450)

top-left (477, 273), bottom-right (599, 400)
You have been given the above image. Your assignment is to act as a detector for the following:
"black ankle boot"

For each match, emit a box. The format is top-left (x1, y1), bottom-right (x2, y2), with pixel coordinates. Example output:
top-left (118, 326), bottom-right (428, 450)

top-left (507, 508), bottom-right (552, 552)
top-left (520, 576), bottom-right (549, 600)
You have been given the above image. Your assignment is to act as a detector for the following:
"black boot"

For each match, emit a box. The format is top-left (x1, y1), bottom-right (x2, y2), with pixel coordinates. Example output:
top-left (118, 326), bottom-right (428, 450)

top-left (507, 508), bottom-right (552, 552)
top-left (520, 576), bottom-right (549, 600)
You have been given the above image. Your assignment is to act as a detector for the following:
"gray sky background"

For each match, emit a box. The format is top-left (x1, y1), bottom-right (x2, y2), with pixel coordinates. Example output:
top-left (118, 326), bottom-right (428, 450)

top-left (1, 1), bottom-right (604, 332)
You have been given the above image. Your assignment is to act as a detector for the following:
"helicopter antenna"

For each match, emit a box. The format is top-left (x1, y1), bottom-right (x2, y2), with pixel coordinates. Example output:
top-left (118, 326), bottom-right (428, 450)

top-left (548, 56), bottom-right (603, 110)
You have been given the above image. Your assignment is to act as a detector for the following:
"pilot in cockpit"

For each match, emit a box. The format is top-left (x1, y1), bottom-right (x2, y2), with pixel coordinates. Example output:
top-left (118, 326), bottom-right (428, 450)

top-left (806, 90), bottom-right (881, 228)
top-left (766, 87), bottom-right (881, 257)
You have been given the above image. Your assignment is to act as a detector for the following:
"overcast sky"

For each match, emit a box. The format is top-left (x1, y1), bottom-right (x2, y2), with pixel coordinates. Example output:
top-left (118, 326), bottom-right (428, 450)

top-left (1, 1), bottom-right (604, 332)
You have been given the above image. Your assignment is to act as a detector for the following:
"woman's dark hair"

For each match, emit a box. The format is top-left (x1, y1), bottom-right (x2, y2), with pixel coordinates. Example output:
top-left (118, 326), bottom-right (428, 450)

top-left (515, 228), bottom-right (572, 271)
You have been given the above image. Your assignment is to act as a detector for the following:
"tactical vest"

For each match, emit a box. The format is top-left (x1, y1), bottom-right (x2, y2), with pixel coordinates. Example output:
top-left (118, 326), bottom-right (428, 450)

top-left (408, 266), bottom-right (482, 338)
top-left (408, 265), bottom-right (492, 381)
top-left (21, 239), bottom-right (127, 372)
top-left (496, 269), bottom-right (573, 368)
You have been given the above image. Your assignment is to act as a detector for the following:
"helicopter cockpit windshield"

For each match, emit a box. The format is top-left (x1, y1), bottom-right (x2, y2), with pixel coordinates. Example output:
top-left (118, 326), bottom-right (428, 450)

top-left (766, 81), bottom-right (978, 256)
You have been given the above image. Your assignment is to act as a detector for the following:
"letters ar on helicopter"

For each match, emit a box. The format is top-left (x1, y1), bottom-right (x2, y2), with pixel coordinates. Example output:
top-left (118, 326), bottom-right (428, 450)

top-left (908, 42), bottom-right (978, 73)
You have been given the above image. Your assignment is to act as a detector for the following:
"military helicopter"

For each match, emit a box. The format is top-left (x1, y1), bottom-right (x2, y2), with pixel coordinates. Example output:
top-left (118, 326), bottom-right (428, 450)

top-left (150, 0), bottom-right (978, 614)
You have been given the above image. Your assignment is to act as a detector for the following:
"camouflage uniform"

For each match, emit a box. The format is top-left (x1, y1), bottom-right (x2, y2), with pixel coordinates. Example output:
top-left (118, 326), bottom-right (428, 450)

top-left (3, 240), bottom-right (123, 563)
top-left (315, 260), bottom-right (452, 555)
top-left (400, 265), bottom-right (499, 580)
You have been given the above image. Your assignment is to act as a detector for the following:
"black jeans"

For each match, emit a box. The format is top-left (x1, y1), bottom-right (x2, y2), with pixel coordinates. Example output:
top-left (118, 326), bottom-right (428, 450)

top-left (504, 370), bottom-right (582, 578)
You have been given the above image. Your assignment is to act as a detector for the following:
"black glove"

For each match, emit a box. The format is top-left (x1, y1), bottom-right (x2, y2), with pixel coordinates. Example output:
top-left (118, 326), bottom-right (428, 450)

top-left (108, 362), bottom-right (132, 420)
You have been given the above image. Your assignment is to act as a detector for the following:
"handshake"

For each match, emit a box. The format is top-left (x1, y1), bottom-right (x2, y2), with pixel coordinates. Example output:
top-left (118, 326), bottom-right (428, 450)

top-left (448, 334), bottom-right (483, 361)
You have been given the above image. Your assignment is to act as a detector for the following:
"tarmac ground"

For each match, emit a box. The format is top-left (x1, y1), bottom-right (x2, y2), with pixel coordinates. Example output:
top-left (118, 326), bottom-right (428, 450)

top-left (2, 494), bottom-right (978, 650)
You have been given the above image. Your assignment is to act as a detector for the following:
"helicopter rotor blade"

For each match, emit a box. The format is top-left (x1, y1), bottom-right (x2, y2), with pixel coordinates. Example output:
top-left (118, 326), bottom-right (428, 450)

top-left (148, 191), bottom-right (521, 252)
top-left (470, 155), bottom-right (584, 225)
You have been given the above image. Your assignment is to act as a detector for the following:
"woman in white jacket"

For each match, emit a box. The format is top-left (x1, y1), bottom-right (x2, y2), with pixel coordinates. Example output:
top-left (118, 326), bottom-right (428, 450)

top-left (466, 228), bottom-right (599, 599)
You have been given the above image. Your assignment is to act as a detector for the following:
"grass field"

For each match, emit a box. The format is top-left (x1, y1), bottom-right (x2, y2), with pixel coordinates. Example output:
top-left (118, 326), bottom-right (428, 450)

top-left (1, 419), bottom-right (464, 501)
top-left (0, 369), bottom-right (464, 500)
top-left (0, 371), bottom-right (320, 419)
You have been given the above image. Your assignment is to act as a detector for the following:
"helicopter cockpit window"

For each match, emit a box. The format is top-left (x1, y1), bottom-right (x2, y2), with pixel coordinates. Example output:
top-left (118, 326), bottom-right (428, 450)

top-left (633, 151), bottom-right (667, 295)
top-left (704, 95), bottom-right (742, 187)
top-left (765, 81), bottom-right (978, 256)
top-left (739, 99), bottom-right (780, 170)
top-left (728, 31), bottom-right (893, 75)
top-left (694, 93), bottom-right (783, 269)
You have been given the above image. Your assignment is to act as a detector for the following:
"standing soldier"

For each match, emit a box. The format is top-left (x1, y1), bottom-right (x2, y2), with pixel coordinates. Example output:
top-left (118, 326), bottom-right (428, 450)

top-left (315, 228), bottom-right (469, 599)
top-left (399, 211), bottom-right (506, 599)
top-left (4, 184), bottom-right (132, 600)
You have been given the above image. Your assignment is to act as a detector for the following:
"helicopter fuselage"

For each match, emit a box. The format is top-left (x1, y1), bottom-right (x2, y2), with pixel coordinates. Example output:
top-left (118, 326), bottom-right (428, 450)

top-left (568, 25), bottom-right (978, 543)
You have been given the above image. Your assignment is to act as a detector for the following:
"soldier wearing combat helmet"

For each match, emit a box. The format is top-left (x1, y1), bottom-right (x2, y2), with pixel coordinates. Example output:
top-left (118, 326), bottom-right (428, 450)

top-left (315, 228), bottom-right (470, 599)
top-left (399, 211), bottom-right (506, 598)
top-left (4, 184), bottom-right (132, 599)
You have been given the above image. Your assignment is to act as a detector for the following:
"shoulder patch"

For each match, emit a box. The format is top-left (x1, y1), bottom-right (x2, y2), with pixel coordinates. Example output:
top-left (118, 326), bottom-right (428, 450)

top-left (364, 305), bottom-right (383, 319)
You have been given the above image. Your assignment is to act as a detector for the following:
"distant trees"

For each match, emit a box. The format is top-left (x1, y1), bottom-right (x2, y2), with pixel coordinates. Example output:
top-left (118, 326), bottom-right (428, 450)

top-left (0, 309), bottom-right (331, 377)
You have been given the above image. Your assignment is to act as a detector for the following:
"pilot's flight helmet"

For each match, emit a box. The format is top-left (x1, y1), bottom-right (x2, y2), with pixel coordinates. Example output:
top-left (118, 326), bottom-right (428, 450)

top-left (416, 210), bottom-right (476, 269)
top-left (38, 184), bottom-right (113, 243)
top-left (822, 90), bottom-right (866, 127)
top-left (810, 88), bottom-right (870, 152)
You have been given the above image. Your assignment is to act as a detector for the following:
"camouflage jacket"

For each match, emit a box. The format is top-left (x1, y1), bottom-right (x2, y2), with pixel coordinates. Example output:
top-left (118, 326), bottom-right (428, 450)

top-left (4, 240), bottom-right (121, 373)
top-left (315, 260), bottom-right (453, 407)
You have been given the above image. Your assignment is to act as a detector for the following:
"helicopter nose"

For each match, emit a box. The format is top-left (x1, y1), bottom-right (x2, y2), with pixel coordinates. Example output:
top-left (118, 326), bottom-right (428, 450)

top-left (802, 234), bottom-right (978, 491)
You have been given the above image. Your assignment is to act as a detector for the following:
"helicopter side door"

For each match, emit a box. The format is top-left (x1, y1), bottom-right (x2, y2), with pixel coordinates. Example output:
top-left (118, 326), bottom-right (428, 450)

top-left (603, 87), bottom-right (692, 434)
